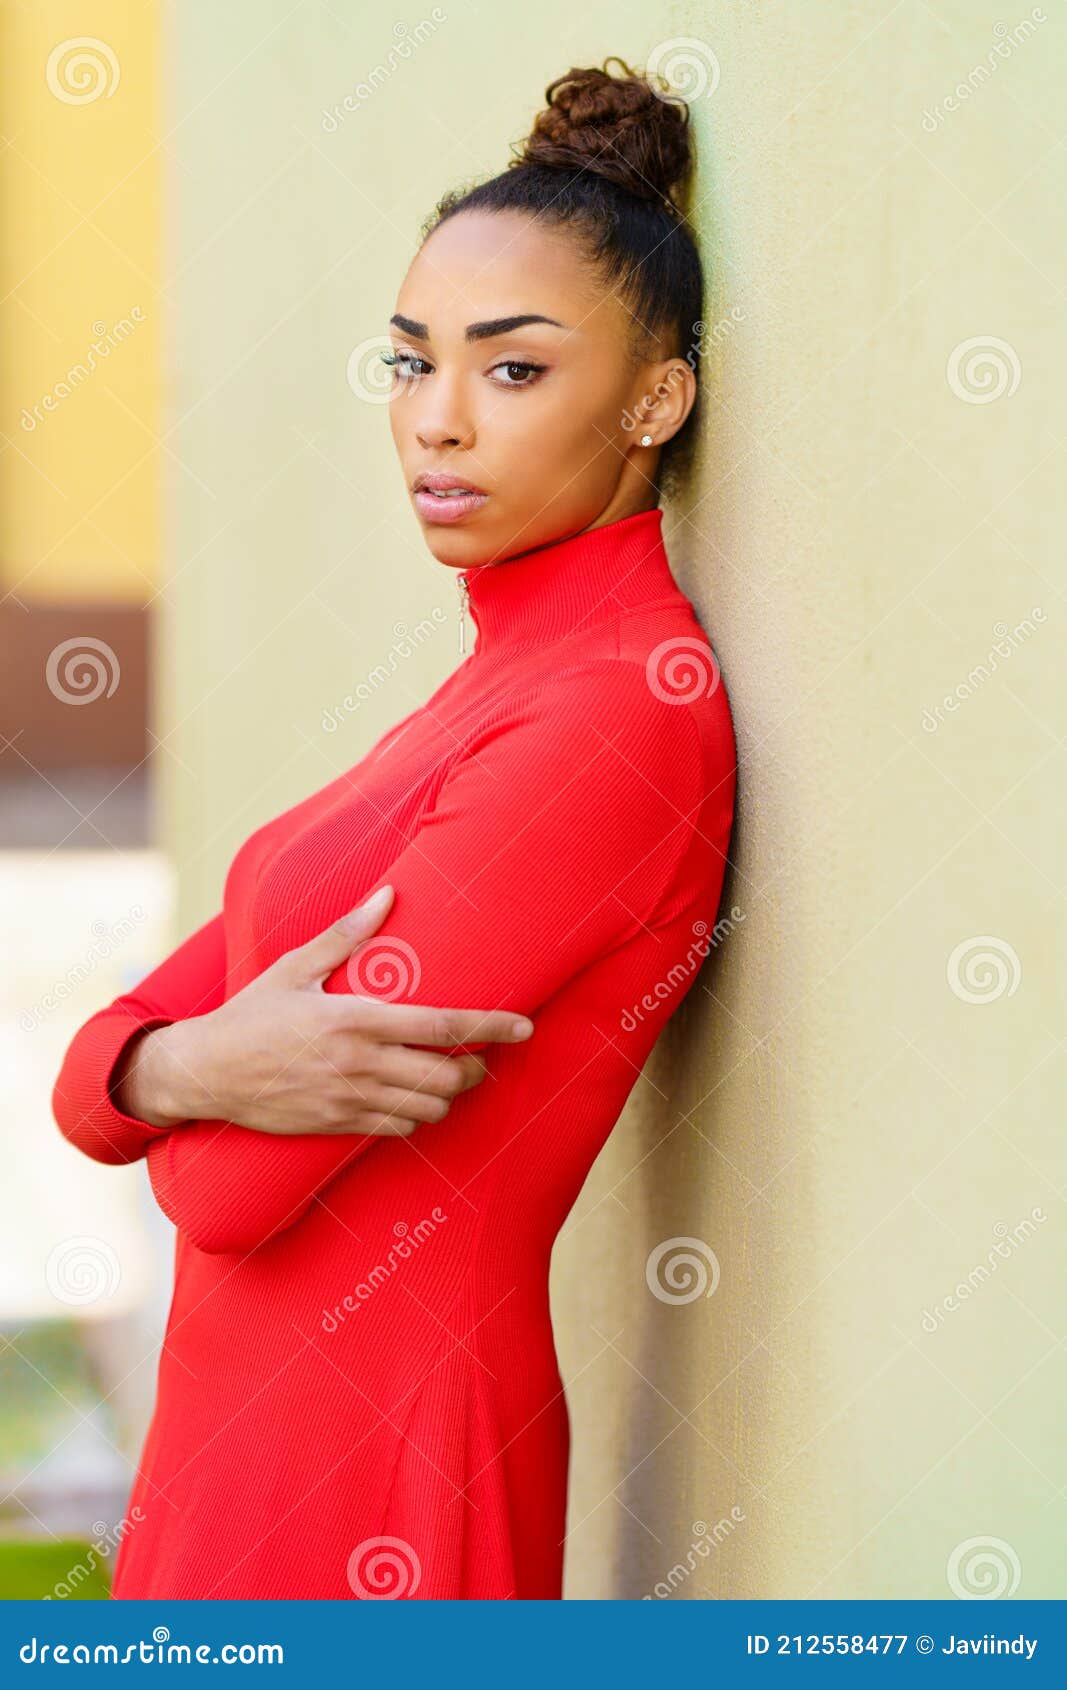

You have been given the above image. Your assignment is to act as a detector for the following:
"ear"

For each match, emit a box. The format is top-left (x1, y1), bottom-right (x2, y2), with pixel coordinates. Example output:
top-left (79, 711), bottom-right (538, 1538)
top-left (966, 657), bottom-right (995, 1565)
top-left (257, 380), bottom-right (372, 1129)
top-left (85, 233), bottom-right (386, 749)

top-left (627, 355), bottom-right (697, 448)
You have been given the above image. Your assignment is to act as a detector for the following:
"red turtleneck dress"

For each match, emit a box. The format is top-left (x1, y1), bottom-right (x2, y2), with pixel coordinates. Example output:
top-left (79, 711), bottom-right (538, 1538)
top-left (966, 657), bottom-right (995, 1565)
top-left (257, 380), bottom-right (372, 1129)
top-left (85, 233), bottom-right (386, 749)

top-left (52, 506), bottom-right (736, 1601)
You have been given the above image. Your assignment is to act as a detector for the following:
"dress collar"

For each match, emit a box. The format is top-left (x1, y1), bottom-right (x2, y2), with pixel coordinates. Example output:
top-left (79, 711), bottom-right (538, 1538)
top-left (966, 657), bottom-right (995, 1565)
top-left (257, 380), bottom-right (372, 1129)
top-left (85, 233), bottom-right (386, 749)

top-left (458, 507), bottom-right (677, 655)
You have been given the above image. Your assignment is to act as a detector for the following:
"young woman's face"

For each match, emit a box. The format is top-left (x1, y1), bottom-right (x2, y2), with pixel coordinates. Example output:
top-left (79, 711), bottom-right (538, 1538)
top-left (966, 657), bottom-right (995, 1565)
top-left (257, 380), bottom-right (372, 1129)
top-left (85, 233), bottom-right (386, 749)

top-left (387, 209), bottom-right (688, 569)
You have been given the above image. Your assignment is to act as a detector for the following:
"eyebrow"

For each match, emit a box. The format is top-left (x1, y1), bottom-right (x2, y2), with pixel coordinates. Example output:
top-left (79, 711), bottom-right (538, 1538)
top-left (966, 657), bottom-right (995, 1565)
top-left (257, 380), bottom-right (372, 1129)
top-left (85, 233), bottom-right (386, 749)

top-left (389, 312), bottom-right (569, 343)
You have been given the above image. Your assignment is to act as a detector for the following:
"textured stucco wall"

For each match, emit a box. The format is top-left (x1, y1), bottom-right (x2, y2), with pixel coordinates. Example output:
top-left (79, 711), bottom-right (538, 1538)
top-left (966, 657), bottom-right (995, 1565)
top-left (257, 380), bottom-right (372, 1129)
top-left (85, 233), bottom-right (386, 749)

top-left (162, 1), bottom-right (1064, 1597)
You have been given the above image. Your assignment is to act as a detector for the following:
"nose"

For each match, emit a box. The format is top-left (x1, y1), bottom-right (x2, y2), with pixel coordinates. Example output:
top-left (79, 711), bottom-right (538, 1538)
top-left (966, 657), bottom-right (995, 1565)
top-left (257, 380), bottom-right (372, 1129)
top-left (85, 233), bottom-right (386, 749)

top-left (412, 369), bottom-right (474, 451)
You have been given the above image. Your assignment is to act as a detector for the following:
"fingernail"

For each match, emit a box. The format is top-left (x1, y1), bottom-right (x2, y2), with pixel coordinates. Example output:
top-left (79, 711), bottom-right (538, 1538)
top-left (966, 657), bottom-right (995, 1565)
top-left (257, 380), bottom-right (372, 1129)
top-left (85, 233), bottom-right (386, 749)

top-left (360, 884), bottom-right (392, 914)
top-left (512, 1018), bottom-right (534, 1039)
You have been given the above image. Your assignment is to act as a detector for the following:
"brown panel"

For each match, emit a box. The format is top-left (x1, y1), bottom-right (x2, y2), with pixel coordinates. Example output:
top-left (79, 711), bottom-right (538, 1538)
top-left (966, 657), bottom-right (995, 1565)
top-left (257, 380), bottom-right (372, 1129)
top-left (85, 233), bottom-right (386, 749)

top-left (0, 602), bottom-right (148, 770)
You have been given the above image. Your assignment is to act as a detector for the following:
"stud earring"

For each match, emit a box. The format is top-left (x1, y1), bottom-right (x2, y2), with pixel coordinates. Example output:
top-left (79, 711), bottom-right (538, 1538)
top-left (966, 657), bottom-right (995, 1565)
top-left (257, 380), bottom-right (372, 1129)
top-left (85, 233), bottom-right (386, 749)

top-left (640, 433), bottom-right (654, 447)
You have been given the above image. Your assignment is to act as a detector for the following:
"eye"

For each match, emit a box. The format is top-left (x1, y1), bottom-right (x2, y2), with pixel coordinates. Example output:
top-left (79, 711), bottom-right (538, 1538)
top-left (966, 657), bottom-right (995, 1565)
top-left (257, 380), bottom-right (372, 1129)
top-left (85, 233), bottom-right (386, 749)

top-left (488, 359), bottom-right (547, 389)
top-left (380, 349), bottom-right (431, 382)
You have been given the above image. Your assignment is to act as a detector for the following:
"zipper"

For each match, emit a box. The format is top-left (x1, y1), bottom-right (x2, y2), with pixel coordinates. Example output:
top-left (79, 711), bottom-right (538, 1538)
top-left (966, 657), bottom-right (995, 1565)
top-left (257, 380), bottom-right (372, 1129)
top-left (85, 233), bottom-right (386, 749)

top-left (456, 570), bottom-right (470, 656)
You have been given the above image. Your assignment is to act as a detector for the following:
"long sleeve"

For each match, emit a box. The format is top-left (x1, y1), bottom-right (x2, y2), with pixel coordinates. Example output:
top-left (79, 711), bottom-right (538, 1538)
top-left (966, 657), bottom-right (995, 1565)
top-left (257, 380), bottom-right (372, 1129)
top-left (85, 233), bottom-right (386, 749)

top-left (146, 659), bottom-right (709, 1257)
top-left (50, 898), bottom-right (387, 1251)
top-left (51, 912), bottom-right (229, 1166)
top-left (321, 659), bottom-right (707, 1024)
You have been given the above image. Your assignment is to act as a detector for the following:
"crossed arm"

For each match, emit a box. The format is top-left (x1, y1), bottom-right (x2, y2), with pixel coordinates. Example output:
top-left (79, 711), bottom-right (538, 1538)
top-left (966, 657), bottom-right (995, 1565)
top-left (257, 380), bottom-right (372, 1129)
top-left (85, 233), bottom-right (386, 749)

top-left (52, 662), bottom-right (706, 1256)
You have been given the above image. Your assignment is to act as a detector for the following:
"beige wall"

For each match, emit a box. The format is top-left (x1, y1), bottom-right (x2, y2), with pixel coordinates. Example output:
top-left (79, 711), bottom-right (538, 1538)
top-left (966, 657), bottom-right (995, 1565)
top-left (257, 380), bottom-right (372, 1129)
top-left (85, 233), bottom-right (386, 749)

top-left (161, 1), bottom-right (1064, 1597)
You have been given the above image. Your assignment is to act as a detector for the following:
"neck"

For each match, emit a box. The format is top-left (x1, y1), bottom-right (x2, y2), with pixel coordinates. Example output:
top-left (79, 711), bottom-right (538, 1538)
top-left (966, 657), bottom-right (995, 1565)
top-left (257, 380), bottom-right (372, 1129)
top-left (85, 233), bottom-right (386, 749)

top-left (458, 508), bottom-right (676, 656)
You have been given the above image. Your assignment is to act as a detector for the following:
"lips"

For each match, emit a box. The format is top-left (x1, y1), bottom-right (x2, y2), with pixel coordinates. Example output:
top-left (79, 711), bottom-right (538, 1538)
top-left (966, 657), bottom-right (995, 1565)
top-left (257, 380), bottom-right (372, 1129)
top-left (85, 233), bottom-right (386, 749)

top-left (413, 471), bottom-right (487, 496)
top-left (412, 470), bottom-right (490, 525)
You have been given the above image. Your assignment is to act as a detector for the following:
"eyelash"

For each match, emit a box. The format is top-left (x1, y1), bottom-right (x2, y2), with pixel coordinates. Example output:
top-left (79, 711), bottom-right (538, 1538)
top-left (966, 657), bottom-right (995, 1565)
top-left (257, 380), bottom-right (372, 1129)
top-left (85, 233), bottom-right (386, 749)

top-left (380, 351), bottom-right (548, 390)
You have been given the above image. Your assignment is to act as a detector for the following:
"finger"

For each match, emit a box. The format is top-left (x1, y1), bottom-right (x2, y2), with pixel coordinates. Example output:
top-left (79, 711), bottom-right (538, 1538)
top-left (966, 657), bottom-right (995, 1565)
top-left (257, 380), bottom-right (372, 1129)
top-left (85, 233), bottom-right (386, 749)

top-left (285, 886), bottom-right (395, 984)
top-left (328, 996), bottom-right (534, 1048)
top-left (346, 1112), bottom-right (419, 1137)
top-left (358, 1084), bottom-right (453, 1125)
top-left (354, 1046), bottom-right (487, 1098)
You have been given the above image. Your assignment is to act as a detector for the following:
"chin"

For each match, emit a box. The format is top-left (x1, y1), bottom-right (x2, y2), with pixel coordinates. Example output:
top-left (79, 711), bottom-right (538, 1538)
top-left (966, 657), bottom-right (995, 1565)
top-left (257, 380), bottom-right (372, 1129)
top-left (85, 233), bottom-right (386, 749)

top-left (420, 528), bottom-right (479, 569)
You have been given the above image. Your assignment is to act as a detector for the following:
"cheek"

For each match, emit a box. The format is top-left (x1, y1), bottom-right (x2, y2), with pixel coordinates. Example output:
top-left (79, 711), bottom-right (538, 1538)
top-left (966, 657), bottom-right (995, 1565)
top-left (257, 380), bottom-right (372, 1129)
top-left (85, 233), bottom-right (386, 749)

top-left (387, 403), bottom-right (407, 451)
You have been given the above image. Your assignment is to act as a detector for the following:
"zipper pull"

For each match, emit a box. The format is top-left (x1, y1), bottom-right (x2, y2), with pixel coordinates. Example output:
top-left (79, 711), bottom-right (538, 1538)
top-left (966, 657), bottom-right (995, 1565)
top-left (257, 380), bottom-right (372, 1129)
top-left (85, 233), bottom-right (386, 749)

top-left (457, 570), bottom-right (469, 656)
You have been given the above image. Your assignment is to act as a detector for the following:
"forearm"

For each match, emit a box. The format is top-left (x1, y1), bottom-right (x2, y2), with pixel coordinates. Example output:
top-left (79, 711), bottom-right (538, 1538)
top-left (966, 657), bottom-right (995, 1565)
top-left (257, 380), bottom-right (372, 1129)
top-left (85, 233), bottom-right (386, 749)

top-left (146, 1123), bottom-right (381, 1256)
top-left (52, 910), bottom-right (229, 1166)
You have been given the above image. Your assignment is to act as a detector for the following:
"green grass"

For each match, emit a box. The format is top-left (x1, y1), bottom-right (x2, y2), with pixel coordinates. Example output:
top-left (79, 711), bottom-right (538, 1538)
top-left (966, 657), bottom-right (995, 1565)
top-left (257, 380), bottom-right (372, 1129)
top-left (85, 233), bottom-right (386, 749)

top-left (0, 1541), bottom-right (110, 1600)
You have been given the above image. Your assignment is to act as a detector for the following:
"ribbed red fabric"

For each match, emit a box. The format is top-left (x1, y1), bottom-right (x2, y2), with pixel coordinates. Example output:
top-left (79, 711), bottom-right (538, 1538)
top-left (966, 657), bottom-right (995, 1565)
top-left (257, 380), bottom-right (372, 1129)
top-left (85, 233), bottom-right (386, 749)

top-left (52, 506), bottom-right (736, 1600)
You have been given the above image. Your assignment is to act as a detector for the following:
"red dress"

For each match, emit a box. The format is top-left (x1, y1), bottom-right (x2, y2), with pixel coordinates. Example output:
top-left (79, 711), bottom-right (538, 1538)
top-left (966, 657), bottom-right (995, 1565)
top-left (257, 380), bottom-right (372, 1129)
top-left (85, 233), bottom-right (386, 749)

top-left (52, 506), bottom-right (736, 1600)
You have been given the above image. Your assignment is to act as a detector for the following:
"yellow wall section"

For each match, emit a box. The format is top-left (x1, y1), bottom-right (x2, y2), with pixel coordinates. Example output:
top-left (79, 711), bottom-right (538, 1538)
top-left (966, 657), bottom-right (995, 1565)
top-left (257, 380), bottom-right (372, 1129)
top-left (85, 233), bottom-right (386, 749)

top-left (0, 1), bottom-right (160, 602)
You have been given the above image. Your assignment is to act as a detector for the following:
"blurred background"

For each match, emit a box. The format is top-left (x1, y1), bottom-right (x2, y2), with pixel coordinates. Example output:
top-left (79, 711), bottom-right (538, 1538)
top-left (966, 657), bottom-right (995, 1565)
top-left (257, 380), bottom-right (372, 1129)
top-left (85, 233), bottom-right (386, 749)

top-left (2, 0), bottom-right (1064, 1601)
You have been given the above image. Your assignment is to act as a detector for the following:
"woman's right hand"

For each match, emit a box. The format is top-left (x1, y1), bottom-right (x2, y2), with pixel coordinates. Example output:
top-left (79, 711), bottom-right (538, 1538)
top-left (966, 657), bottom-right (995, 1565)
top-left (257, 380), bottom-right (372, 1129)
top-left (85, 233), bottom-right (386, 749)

top-left (110, 886), bottom-right (534, 1137)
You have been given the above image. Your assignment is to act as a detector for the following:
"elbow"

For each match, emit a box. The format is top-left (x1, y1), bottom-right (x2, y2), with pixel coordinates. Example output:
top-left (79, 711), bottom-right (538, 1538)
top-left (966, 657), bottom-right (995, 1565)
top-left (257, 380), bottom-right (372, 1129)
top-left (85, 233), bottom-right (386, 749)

top-left (144, 1138), bottom-right (307, 1257)
top-left (50, 1072), bottom-right (140, 1168)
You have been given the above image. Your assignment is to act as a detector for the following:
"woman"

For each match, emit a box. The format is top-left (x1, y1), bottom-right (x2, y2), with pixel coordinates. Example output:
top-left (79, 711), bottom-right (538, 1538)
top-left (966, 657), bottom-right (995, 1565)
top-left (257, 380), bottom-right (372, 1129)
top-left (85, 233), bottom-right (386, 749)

top-left (53, 59), bottom-right (737, 1600)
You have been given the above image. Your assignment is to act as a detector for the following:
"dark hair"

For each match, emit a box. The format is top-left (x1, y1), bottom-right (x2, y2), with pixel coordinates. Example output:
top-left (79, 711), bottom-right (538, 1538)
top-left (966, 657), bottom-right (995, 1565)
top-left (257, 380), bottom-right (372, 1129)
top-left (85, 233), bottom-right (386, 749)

top-left (420, 57), bottom-right (705, 499)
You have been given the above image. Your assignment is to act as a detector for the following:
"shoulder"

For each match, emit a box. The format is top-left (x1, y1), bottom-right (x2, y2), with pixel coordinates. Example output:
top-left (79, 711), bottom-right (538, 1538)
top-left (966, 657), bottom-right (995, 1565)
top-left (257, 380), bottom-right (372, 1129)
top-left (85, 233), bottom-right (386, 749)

top-left (467, 654), bottom-right (711, 799)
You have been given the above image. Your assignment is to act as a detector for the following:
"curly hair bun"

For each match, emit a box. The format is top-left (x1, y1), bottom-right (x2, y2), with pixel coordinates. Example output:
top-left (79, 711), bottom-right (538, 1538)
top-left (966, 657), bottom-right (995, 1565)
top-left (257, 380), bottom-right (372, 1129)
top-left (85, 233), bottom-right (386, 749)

top-left (516, 56), bottom-right (692, 212)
